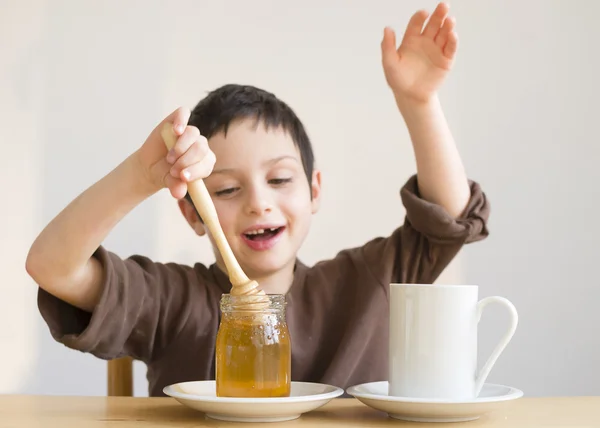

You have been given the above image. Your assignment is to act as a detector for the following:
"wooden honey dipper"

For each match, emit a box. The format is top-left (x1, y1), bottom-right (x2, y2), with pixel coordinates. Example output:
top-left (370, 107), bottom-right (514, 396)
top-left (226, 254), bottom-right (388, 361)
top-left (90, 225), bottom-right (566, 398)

top-left (161, 123), bottom-right (269, 309)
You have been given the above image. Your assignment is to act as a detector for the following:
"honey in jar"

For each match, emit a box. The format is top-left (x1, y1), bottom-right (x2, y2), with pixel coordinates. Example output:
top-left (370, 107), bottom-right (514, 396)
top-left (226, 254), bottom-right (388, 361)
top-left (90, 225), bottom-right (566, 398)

top-left (215, 294), bottom-right (291, 397)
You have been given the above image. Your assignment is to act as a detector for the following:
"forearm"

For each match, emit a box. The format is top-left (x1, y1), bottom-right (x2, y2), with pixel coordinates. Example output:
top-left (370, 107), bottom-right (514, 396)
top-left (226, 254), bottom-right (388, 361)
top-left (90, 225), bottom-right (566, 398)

top-left (396, 94), bottom-right (470, 218)
top-left (26, 152), bottom-right (155, 311)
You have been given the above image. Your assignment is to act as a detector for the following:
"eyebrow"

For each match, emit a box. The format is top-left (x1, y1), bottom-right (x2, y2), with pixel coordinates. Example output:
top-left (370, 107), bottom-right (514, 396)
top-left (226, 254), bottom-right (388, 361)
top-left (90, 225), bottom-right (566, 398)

top-left (211, 155), bottom-right (299, 175)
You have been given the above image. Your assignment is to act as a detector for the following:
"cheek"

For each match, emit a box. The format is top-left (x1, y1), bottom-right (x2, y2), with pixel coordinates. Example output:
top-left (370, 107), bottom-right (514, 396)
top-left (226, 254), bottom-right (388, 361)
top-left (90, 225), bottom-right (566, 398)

top-left (278, 186), bottom-right (313, 224)
top-left (213, 200), bottom-right (239, 232)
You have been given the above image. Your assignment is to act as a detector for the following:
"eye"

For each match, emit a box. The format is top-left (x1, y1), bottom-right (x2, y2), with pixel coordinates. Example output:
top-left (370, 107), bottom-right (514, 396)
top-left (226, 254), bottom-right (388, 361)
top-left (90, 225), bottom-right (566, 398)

top-left (269, 178), bottom-right (292, 186)
top-left (215, 187), bottom-right (239, 196)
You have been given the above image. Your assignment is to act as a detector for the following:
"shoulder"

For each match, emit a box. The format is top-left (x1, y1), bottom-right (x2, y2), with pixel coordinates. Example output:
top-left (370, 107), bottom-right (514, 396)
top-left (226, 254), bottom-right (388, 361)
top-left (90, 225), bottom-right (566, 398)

top-left (299, 239), bottom-right (388, 295)
top-left (96, 246), bottom-right (216, 288)
top-left (91, 246), bottom-right (226, 322)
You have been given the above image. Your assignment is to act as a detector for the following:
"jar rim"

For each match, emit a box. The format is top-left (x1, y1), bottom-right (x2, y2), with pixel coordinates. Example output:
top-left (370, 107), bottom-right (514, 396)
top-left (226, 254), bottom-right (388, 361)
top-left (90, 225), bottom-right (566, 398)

top-left (220, 293), bottom-right (287, 313)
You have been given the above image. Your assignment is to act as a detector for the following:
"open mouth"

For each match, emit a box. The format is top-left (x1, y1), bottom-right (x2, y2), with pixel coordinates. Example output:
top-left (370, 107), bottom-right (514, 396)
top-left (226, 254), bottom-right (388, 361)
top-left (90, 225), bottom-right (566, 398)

top-left (243, 227), bottom-right (284, 241)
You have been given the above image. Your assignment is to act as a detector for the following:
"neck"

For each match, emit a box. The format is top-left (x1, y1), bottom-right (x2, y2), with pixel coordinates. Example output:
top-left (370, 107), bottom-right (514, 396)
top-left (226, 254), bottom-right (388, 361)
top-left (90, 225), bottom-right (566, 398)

top-left (217, 259), bottom-right (296, 295)
top-left (252, 263), bottom-right (295, 295)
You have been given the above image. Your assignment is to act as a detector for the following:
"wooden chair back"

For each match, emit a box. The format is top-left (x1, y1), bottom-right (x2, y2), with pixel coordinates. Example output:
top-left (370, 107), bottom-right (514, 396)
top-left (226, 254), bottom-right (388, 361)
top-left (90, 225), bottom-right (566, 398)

top-left (107, 357), bottom-right (133, 396)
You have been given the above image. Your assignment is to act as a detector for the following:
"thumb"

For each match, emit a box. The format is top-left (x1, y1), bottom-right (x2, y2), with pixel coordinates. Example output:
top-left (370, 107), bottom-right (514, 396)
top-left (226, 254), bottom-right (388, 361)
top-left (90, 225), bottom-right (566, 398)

top-left (381, 27), bottom-right (398, 64)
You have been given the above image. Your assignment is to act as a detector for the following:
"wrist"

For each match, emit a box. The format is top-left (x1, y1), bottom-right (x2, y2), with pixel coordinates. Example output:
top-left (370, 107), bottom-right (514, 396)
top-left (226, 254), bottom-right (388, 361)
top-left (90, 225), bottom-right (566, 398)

top-left (394, 92), bottom-right (440, 116)
top-left (123, 152), bottom-right (161, 199)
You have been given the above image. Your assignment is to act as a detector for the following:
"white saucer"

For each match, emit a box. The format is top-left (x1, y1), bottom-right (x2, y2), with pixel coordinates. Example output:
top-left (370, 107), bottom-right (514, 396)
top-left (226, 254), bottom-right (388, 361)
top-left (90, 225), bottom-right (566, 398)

top-left (163, 380), bottom-right (343, 422)
top-left (346, 381), bottom-right (523, 423)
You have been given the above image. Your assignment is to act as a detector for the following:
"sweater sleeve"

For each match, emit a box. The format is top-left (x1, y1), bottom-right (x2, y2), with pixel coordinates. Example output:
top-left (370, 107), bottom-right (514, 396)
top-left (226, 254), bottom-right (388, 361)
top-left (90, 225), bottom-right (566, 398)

top-left (360, 174), bottom-right (490, 287)
top-left (36, 246), bottom-right (217, 363)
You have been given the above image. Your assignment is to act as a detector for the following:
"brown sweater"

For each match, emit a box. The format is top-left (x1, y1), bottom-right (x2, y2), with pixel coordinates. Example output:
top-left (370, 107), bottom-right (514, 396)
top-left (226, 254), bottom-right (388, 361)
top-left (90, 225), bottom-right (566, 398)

top-left (37, 176), bottom-right (490, 396)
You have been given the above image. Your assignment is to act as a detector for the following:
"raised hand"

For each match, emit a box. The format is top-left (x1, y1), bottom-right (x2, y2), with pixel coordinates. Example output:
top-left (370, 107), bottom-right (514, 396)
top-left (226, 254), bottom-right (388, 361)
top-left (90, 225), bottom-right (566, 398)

top-left (381, 2), bottom-right (458, 103)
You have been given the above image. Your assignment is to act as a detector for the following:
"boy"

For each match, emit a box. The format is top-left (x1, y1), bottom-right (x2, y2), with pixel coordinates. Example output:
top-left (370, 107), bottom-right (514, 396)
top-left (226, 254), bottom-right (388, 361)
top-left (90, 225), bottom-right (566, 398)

top-left (26, 3), bottom-right (489, 396)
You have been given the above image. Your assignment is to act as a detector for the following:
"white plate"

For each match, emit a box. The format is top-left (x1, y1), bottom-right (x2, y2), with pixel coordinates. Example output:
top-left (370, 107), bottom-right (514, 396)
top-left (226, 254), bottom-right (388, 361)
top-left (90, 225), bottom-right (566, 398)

top-left (346, 381), bottom-right (523, 423)
top-left (163, 380), bottom-right (343, 422)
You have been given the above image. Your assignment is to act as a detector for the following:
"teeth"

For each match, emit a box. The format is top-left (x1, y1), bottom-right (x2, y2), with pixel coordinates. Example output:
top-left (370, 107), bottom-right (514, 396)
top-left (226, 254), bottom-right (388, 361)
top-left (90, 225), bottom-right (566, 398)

top-left (246, 227), bottom-right (278, 235)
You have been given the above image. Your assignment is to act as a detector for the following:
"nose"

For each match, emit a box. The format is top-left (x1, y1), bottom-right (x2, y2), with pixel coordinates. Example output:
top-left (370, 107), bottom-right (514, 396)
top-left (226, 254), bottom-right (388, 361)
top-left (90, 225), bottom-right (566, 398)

top-left (244, 184), bottom-right (273, 216)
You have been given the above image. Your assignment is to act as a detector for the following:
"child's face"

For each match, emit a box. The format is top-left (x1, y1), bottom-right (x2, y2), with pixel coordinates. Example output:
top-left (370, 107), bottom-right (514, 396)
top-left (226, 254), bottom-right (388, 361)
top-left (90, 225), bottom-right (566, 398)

top-left (182, 118), bottom-right (321, 279)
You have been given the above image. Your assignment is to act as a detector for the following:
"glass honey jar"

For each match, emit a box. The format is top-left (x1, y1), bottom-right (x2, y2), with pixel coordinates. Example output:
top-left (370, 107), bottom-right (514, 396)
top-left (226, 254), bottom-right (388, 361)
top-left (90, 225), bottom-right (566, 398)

top-left (215, 294), bottom-right (291, 397)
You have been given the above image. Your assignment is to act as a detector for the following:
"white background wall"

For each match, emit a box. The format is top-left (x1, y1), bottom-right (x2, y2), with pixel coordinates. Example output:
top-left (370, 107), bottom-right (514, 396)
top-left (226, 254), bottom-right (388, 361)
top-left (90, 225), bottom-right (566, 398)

top-left (1, 0), bottom-right (598, 397)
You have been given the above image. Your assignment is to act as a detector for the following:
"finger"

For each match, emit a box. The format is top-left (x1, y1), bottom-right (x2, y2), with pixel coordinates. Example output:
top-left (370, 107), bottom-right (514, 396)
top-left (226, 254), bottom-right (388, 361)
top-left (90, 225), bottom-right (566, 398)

top-left (166, 125), bottom-right (201, 164)
top-left (164, 175), bottom-right (188, 199)
top-left (402, 9), bottom-right (428, 43)
top-left (170, 137), bottom-right (211, 179)
top-left (422, 2), bottom-right (449, 40)
top-left (435, 16), bottom-right (455, 48)
top-left (443, 31), bottom-right (459, 59)
top-left (381, 27), bottom-right (397, 65)
top-left (163, 106), bottom-right (191, 136)
top-left (154, 156), bottom-right (193, 197)
top-left (178, 151), bottom-right (216, 183)
top-left (171, 107), bottom-right (191, 135)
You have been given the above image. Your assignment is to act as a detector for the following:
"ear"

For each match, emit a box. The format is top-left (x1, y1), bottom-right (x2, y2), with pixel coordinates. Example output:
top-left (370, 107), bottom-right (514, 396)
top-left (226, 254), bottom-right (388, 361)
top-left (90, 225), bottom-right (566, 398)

top-left (310, 169), bottom-right (322, 214)
top-left (177, 198), bottom-right (206, 236)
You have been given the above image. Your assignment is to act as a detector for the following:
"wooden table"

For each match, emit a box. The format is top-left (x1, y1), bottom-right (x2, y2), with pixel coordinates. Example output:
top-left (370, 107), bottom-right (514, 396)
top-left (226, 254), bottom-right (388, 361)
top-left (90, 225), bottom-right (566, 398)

top-left (1, 395), bottom-right (598, 427)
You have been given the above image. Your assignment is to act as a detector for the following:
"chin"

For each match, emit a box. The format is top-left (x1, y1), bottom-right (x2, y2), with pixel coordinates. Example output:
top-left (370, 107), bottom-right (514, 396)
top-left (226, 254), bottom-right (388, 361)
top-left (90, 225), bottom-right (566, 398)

top-left (242, 254), bottom-right (294, 277)
top-left (247, 260), bottom-right (288, 276)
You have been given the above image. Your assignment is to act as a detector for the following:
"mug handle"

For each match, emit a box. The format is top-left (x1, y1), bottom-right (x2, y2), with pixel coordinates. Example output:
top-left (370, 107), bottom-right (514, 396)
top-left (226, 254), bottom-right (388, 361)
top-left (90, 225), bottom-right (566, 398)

top-left (474, 296), bottom-right (519, 397)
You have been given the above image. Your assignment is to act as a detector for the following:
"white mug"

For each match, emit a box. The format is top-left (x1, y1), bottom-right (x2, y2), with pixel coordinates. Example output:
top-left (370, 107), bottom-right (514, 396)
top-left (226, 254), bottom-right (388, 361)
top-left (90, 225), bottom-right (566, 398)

top-left (389, 284), bottom-right (518, 399)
